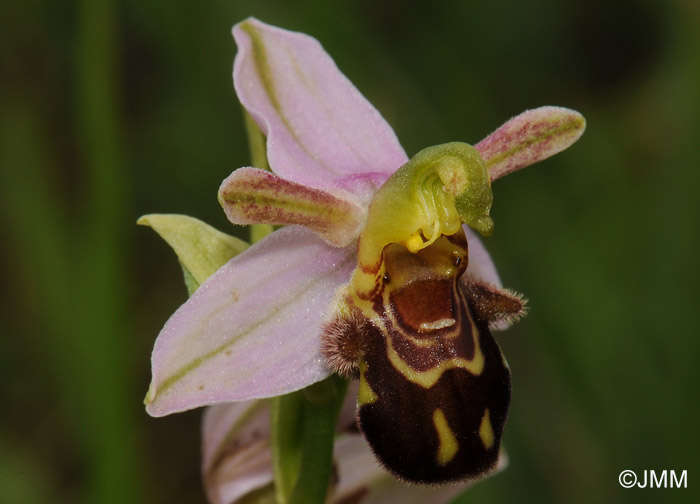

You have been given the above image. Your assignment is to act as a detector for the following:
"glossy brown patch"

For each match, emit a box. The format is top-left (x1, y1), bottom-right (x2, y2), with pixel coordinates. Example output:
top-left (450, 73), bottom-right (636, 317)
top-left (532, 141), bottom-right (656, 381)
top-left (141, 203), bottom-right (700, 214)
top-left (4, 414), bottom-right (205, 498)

top-left (390, 279), bottom-right (454, 333)
top-left (386, 283), bottom-right (477, 373)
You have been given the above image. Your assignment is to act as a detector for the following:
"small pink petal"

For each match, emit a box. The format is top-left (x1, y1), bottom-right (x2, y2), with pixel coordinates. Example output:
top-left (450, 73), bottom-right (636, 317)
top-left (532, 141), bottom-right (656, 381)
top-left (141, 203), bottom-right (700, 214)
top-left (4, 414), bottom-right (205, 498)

top-left (146, 226), bottom-right (356, 417)
top-left (476, 106), bottom-right (586, 181)
top-left (219, 167), bottom-right (366, 247)
top-left (233, 18), bottom-right (407, 197)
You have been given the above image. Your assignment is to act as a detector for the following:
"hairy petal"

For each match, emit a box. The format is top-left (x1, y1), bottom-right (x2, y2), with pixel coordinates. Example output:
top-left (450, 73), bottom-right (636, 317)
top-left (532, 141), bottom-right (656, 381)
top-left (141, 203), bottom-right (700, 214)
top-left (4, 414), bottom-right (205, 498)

top-left (219, 167), bottom-right (366, 247)
top-left (476, 106), bottom-right (586, 181)
top-left (233, 18), bottom-right (407, 198)
top-left (462, 279), bottom-right (528, 332)
top-left (145, 227), bottom-right (356, 417)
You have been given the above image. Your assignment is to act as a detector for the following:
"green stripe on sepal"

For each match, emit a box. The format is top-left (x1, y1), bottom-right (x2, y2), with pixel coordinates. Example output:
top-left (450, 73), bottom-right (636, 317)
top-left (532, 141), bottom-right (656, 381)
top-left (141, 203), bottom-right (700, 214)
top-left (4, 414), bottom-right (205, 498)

top-left (477, 106), bottom-right (586, 181)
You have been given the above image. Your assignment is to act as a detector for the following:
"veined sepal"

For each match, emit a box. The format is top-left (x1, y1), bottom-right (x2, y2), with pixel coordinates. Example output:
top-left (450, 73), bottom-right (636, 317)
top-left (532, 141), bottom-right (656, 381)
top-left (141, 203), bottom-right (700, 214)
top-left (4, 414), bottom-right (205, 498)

top-left (145, 226), bottom-right (355, 417)
top-left (476, 106), bottom-right (586, 181)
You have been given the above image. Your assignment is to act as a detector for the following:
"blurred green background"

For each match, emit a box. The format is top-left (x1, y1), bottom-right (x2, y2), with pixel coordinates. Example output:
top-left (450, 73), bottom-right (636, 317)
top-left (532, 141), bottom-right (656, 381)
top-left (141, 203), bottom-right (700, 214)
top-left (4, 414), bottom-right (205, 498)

top-left (2, 0), bottom-right (698, 503)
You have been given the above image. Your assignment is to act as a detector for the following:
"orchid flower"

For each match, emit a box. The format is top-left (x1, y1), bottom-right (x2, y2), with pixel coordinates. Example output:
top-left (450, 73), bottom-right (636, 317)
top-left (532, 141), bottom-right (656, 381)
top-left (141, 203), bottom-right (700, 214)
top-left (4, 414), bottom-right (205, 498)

top-left (143, 17), bottom-right (585, 504)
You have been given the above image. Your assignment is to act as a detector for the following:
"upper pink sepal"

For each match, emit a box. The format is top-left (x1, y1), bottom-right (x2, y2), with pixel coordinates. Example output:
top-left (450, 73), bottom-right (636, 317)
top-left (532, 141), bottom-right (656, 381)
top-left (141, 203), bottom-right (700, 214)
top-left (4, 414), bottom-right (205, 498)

top-left (145, 226), bottom-right (356, 417)
top-left (476, 106), bottom-right (586, 180)
top-left (233, 18), bottom-right (408, 196)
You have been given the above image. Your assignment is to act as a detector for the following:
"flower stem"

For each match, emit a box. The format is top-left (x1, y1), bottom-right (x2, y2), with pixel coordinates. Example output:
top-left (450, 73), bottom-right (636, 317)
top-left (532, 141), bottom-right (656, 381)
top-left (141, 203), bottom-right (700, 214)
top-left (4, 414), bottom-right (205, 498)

top-left (244, 110), bottom-right (270, 171)
top-left (289, 376), bottom-right (347, 504)
top-left (244, 110), bottom-right (274, 242)
top-left (271, 375), bottom-right (347, 504)
top-left (270, 393), bottom-right (304, 503)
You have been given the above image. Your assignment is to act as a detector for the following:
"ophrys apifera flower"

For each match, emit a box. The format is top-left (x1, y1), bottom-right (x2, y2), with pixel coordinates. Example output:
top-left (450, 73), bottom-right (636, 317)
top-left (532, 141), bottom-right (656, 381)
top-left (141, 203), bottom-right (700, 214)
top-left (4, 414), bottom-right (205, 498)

top-left (144, 16), bottom-right (585, 495)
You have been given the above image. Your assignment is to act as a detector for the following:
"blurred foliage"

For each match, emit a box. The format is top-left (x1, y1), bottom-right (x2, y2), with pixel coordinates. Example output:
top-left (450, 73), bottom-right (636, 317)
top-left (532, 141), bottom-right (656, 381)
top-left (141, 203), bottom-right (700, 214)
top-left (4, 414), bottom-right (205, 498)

top-left (1, 0), bottom-right (698, 503)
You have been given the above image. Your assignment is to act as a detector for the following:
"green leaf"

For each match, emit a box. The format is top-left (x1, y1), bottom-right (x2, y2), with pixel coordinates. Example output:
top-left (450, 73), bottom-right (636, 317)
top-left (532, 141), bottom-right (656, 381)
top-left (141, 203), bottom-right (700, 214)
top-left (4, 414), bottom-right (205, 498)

top-left (138, 214), bottom-right (249, 288)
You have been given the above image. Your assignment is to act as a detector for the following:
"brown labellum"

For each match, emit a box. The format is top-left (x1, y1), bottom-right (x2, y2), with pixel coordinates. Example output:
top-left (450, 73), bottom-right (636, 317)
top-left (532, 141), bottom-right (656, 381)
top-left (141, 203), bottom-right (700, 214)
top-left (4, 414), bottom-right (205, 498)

top-left (322, 231), bottom-right (523, 484)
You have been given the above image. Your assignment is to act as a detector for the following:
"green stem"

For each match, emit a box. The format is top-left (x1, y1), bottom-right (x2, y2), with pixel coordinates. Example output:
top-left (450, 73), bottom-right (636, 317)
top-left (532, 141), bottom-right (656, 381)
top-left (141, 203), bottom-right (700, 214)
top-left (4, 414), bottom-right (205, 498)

top-left (288, 376), bottom-right (347, 504)
top-left (270, 393), bottom-right (304, 504)
top-left (245, 111), bottom-right (274, 242)
top-left (251, 223), bottom-right (274, 243)
top-left (244, 110), bottom-right (270, 171)
top-left (270, 376), bottom-right (348, 504)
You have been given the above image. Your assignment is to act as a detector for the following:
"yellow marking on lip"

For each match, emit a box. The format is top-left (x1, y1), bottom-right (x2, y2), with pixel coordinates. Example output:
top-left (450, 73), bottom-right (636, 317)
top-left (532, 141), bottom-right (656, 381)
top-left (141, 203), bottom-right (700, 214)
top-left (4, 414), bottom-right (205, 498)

top-left (384, 313), bottom-right (484, 388)
top-left (433, 408), bottom-right (459, 466)
top-left (357, 359), bottom-right (378, 405)
top-left (479, 408), bottom-right (495, 450)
